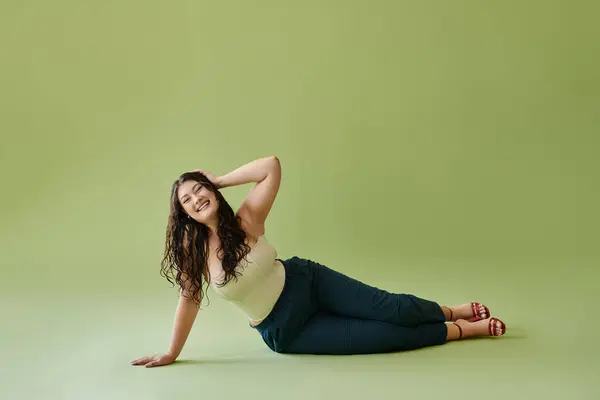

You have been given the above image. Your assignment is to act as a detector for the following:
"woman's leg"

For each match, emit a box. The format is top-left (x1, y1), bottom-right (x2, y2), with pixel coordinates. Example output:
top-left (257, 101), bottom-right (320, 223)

top-left (308, 258), bottom-right (446, 327)
top-left (281, 314), bottom-right (507, 355)
top-left (282, 311), bottom-right (448, 355)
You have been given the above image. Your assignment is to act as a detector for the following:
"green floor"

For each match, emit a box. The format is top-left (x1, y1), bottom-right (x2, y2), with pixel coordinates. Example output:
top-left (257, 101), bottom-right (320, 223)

top-left (1, 1), bottom-right (599, 399)
top-left (2, 257), bottom-right (598, 399)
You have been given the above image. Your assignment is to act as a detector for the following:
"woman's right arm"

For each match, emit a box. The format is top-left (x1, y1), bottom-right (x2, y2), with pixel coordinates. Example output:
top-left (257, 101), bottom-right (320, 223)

top-left (131, 280), bottom-right (201, 368)
top-left (166, 293), bottom-right (201, 358)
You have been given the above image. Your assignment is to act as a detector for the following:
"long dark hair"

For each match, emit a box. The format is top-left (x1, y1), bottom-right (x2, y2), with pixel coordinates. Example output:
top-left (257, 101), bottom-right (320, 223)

top-left (160, 171), bottom-right (252, 305)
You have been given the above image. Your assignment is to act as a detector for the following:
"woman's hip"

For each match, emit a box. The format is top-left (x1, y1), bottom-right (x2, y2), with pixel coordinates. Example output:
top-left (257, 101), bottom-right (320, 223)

top-left (250, 256), bottom-right (319, 352)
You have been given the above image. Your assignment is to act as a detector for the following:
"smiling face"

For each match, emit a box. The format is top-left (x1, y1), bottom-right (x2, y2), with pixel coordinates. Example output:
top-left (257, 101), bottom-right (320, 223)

top-left (177, 179), bottom-right (219, 224)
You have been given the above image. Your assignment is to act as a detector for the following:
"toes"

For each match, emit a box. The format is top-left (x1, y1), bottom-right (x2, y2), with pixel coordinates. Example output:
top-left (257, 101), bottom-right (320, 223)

top-left (491, 319), bottom-right (505, 336)
top-left (467, 303), bottom-right (491, 320)
top-left (478, 305), bottom-right (489, 319)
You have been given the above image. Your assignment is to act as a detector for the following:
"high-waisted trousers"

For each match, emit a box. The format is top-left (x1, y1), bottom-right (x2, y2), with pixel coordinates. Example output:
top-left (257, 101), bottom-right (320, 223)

top-left (250, 256), bottom-right (448, 354)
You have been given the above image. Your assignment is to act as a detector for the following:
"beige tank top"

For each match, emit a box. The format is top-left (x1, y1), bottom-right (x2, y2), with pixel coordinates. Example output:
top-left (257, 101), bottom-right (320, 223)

top-left (210, 235), bottom-right (285, 323)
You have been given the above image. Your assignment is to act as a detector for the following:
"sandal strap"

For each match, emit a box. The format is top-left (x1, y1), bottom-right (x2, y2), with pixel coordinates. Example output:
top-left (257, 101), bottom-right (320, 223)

top-left (453, 322), bottom-right (463, 339)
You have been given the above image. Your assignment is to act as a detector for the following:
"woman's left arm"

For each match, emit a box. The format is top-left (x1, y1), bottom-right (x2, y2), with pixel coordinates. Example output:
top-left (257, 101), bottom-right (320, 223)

top-left (216, 156), bottom-right (282, 227)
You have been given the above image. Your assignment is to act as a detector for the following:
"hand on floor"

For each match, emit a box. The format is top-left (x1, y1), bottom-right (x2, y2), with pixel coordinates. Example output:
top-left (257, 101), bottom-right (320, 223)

top-left (131, 352), bottom-right (176, 368)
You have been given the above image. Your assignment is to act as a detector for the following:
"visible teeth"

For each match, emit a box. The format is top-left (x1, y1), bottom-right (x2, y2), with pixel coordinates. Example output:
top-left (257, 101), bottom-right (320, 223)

top-left (199, 201), bottom-right (209, 211)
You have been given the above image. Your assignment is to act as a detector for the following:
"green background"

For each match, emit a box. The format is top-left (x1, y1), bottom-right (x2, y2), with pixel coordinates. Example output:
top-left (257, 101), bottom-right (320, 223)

top-left (1, 1), bottom-right (598, 399)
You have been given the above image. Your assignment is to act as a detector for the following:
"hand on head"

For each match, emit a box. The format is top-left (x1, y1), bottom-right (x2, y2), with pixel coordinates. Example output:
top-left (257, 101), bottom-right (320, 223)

top-left (193, 169), bottom-right (220, 188)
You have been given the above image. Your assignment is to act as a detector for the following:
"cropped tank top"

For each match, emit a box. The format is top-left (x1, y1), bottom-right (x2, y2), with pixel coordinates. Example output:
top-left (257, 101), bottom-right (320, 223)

top-left (210, 235), bottom-right (285, 323)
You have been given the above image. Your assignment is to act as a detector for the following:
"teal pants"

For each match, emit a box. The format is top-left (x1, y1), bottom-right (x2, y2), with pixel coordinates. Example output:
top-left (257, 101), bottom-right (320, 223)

top-left (251, 256), bottom-right (448, 354)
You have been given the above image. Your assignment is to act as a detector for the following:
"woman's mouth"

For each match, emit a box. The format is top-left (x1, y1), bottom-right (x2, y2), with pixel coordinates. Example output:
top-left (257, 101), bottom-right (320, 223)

top-left (198, 200), bottom-right (210, 212)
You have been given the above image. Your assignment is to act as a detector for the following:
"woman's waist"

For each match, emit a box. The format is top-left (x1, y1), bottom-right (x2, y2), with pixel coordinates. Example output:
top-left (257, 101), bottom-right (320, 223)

top-left (228, 261), bottom-right (286, 321)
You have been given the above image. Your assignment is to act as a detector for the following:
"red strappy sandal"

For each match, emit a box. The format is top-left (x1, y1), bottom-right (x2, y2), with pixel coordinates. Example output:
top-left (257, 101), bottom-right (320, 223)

top-left (488, 317), bottom-right (507, 336)
top-left (453, 318), bottom-right (506, 338)
top-left (446, 303), bottom-right (490, 322)
top-left (469, 302), bottom-right (490, 322)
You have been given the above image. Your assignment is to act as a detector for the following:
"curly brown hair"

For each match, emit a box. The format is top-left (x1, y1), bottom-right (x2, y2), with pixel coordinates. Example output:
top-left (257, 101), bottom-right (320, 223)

top-left (160, 171), bottom-right (252, 306)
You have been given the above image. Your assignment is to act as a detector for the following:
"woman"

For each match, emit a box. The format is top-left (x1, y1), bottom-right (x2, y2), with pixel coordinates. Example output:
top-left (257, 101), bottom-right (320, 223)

top-left (131, 156), bottom-right (506, 368)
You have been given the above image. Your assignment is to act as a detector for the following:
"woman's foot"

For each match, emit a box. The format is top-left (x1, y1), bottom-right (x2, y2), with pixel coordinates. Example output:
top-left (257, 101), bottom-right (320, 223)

top-left (448, 318), bottom-right (507, 340)
top-left (443, 303), bottom-right (490, 322)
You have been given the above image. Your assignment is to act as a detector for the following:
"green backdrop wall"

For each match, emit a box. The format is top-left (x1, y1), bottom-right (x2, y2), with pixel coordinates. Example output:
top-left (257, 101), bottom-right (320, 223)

top-left (1, 1), bottom-right (598, 399)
